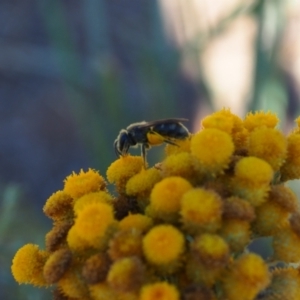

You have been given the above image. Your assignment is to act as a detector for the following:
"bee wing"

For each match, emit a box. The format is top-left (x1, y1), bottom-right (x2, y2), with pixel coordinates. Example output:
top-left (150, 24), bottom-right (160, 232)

top-left (137, 118), bottom-right (189, 129)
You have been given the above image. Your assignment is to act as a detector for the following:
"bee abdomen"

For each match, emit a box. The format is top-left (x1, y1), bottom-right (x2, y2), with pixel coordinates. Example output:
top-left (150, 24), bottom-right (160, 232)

top-left (152, 122), bottom-right (189, 139)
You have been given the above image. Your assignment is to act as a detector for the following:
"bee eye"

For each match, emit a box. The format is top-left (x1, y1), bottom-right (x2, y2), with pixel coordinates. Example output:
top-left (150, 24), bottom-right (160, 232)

top-left (119, 132), bottom-right (129, 150)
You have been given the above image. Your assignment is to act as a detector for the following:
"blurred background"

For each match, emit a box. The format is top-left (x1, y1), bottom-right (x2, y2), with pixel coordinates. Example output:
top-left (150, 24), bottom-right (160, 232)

top-left (1, 0), bottom-right (300, 298)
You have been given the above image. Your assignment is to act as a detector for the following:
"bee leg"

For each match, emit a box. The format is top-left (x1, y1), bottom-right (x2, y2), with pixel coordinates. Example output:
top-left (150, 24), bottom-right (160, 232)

top-left (141, 144), bottom-right (148, 168)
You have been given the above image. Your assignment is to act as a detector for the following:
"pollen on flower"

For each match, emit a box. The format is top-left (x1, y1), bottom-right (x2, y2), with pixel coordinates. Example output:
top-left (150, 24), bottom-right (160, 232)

top-left (191, 128), bottom-right (234, 175)
top-left (73, 191), bottom-right (114, 215)
top-left (82, 253), bottom-right (111, 284)
top-left (119, 213), bottom-right (153, 233)
top-left (64, 169), bottom-right (106, 199)
top-left (267, 267), bottom-right (300, 299)
top-left (126, 167), bottom-right (161, 201)
top-left (73, 202), bottom-right (115, 248)
top-left (107, 256), bottom-right (145, 292)
top-left (180, 188), bottom-right (223, 234)
top-left (243, 110), bottom-right (279, 131)
top-left (108, 229), bottom-right (143, 260)
top-left (43, 190), bottom-right (74, 221)
top-left (140, 282), bottom-right (180, 300)
top-left (161, 152), bottom-right (200, 184)
top-left (191, 234), bottom-right (229, 267)
top-left (273, 227), bottom-right (300, 262)
top-left (148, 176), bottom-right (193, 222)
top-left (232, 156), bottom-right (273, 206)
top-left (107, 155), bottom-right (144, 192)
top-left (222, 253), bottom-right (270, 300)
top-left (280, 133), bottom-right (300, 181)
top-left (165, 138), bottom-right (191, 156)
top-left (201, 108), bottom-right (235, 134)
top-left (248, 127), bottom-right (287, 171)
top-left (143, 225), bottom-right (185, 269)
top-left (11, 244), bottom-right (49, 286)
top-left (43, 248), bottom-right (72, 284)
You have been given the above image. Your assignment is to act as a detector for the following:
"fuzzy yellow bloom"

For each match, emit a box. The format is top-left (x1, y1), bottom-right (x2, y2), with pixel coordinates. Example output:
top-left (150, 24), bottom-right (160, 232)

top-left (191, 129), bottom-right (234, 175)
top-left (180, 188), bottom-right (223, 234)
top-left (43, 190), bottom-right (73, 221)
top-left (191, 233), bottom-right (229, 266)
top-left (140, 282), bottom-right (180, 300)
top-left (58, 262), bottom-right (88, 299)
top-left (106, 156), bottom-right (144, 192)
top-left (243, 111), bottom-right (279, 131)
top-left (219, 219), bottom-right (251, 252)
top-left (161, 152), bottom-right (200, 184)
top-left (252, 200), bottom-right (289, 236)
top-left (273, 227), bottom-right (300, 262)
top-left (222, 253), bottom-right (270, 300)
top-left (126, 168), bottom-right (161, 200)
top-left (280, 133), bottom-right (300, 181)
top-left (165, 138), bottom-right (191, 156)
top-left (148, 176), bottom-right (192, 222)
top-left (143, 225), bottom-right (185, 269)
top-left (201, 108), bottom-right (235, 134)
top-left (89, 283), bottom-right (117, 300)
top-left (73, 191), bottom-right (113, 215)
top-left (64, 169), bottom-right (106, 199)
top-left (43, 248), bottom-right (72, 284)
top-left (248, 127), bottom-right (287, 170)
top-left (11, 244), bottom-right (49, 286)
top-left (267, 267), bottom-right (300, 300)
top-left (232, 156), bottom-right (273, 206)
top-left (119, 213), bottom-right (153, 233)
top-left (74, 202), bottom-right (115, 248)
top-left (107, 257), bottom-right (145, 292)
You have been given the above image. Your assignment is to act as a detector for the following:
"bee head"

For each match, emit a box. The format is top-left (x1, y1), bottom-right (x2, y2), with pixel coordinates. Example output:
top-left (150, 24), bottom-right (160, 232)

top-left (114, 130), bottom-right (136, 157)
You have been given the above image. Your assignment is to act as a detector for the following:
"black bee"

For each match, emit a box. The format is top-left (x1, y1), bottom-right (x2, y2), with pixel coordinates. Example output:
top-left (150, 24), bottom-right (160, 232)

top-left (114, 118), bottom-right (190, 166)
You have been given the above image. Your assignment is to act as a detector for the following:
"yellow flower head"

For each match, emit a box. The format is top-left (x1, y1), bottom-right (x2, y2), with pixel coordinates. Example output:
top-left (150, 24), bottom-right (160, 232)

top-left (74, 202), bottom-right (115, 248)
top-left (222, 196), bottom-right (255, 221)
top-left (148, 176), bottom-right (193, 222)
top-left (248, 128), bottom-right (287, 170)
top-left (161, 152), bottom-right (200, 184)
top-left (268, 267), bottom-right (300, 299)
top-left (280, 133), bottom-right (300, 181)
top-left (82, 252), bottom-right (110, 284)
top-left (89, 283), bottom-right (117, 300)
top-left (58, 262), bottom-right (88, 299)
top-left (108, 229), bottom-right (143, 260)
top-left (222, 253), bottom-right (270, 300)
top-left (140, 282), bottom-right (180, 300)
top-left (107, 257), bottom-right (145, 292)
top-left (232, 156), bottom-right (273, 206)
top-left (243, 111), bottom-right (279, 132)
top-left (191, 128), bottom-right (234, 175)
top-left (219, 219), bottom-right (250, 252)
top-left (119, 213), bottom-right (153, 233)
top-left (64, 169), bottom-right (106, 199)
top-left (45, 220), bottom-right (73, 252)
top-left (107, 156), bottom-right (144, 192)
top-left (252, 200), bottom-right (289, 236)
top-left (273, 227), bottom-right (300, 262)
top-left (180, 188), bottom-right (223, 234)
top-left (11, 244), bottom-right (49, 286)
top-left (143, 225), bottom-right (185, 268)
top-left (126, 167), bottom-right (161, 200)
top-left (269, 184), bottom-right (299, 213)
top-left (43, 190), bottom-right (73, 221)
top-left (73, 191), bottom-right (113, 215)
top-left (43, 248), bottom-right (72, 284)
top-left (165, 138), bottom-right (191, 156)
top-left (290, 212), bottom-right (300, 237)
top-left (191, 234), bottom-right (229, 267)
top-left (201, 108), bottom-right (235, 134)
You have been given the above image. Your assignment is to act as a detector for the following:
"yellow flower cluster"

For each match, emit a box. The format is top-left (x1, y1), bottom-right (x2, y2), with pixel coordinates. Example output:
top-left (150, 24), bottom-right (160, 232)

top-left (11, 109), bottom-right (300, 300)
